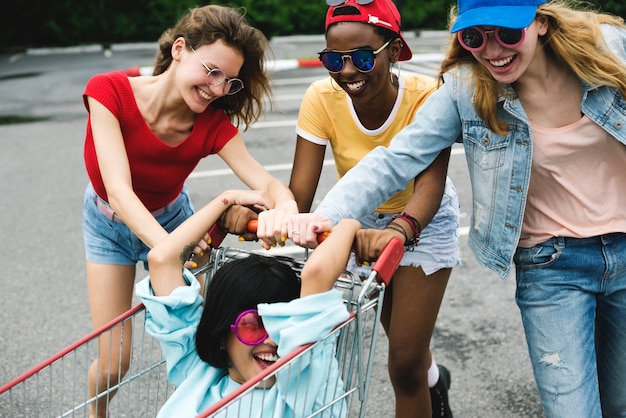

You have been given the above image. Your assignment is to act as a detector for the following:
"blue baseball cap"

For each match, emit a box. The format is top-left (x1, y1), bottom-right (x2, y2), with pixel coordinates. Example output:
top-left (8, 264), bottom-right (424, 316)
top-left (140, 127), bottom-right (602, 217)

top-left (450, 0), bottom-right (547, 33)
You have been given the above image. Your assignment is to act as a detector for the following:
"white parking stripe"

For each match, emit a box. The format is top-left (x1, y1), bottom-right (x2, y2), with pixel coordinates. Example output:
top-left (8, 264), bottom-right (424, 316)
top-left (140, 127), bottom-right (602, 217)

top-left (189, 56), bottom-right (467, 245)
top-left (189, 148), bottom-right (463, 179)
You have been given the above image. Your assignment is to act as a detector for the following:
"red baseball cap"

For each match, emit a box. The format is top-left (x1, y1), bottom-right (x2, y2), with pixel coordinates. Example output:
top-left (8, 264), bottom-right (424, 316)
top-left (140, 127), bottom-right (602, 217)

top-left (325, 0), bottom-right (412, 61)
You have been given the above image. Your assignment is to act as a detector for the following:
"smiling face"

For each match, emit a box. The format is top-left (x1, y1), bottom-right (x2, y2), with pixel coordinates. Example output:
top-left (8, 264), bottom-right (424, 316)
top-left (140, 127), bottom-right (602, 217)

top-left (194, 255), bottom-right (300, 387)
top-left (468, 17), bottom-right (548, 85)
top-left (173, 38), bottom-right (244, 113)
top-left (225, 326), bottom-right (279, 388)
top-left (325, 22), bottom-right (400, 104)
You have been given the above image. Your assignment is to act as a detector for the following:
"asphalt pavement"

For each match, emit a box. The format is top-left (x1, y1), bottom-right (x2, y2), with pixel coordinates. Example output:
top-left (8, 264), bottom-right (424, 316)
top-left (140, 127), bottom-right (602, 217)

top-left (0, 32), bottom-right (544, 417)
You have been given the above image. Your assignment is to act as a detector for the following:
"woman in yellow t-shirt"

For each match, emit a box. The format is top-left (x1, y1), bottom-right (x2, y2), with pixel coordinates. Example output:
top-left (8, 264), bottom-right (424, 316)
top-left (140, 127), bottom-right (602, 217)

top-left (289, 1), bottom-right (460, 417)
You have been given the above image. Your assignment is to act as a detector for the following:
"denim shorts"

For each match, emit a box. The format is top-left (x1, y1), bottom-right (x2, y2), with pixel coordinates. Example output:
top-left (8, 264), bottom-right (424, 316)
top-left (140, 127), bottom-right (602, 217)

top-left (82, 183), bottom-right (194, 269)
top-left (348, 178), bottom-right (461, 277)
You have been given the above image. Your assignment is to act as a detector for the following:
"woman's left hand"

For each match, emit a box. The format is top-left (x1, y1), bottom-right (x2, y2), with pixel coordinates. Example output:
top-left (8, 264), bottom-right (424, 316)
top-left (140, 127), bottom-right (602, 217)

top-left (283, 213), bottom-right (334, 249)
top-left (183, 231), bottom-right (212, 269)
top-left (257, 202), bottom-right (299, 250)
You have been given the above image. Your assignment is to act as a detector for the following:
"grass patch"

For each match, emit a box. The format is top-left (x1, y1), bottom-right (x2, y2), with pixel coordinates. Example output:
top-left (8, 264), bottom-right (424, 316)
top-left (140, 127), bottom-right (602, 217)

top-left (0, 72), bottom-right (41, 81)
top-left (0, 115), bottom-right (49, 125)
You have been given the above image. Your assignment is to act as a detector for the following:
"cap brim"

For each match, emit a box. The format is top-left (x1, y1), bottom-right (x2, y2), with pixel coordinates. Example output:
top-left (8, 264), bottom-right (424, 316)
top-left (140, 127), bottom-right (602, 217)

top-left (398, 34), bottom-right (412, 61)
top-left (450, 6), bottom-right (538, 33)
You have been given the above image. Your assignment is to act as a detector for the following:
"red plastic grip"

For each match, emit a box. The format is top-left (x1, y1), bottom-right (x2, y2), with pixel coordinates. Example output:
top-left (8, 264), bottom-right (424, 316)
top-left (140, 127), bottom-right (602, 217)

top-left (371, 237), bottom-right (404, 286)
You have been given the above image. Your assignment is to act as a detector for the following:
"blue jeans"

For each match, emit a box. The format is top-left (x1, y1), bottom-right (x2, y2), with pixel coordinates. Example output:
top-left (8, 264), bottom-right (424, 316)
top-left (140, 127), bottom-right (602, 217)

top-left (514, 233), bottom-right (626, 418)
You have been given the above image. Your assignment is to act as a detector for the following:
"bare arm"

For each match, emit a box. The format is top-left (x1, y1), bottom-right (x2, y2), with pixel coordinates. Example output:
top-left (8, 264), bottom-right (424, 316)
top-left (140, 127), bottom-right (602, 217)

top-left (300, 219), bottom-right (361, 297)
top-left (403, 147), bottom-right (451, 232)
top-left (289, 136), bottom-right (327, 213)
top-left (217, 134), bottom-right (325, 243)
top-left (218, 135), bottom-right (298, 247)
top-left (355, 148), bottom-right (451, 262)
top-left (219, 134), bottom-right (297, 210)
top-left (88, 97), bottom-right (169, 248)
top-left (148, 189), bottom-right (271, 297)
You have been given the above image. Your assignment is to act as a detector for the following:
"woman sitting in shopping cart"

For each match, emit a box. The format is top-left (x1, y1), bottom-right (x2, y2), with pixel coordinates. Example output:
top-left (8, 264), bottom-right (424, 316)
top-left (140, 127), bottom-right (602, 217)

top-left (135, 189), bottom-right (357, 417)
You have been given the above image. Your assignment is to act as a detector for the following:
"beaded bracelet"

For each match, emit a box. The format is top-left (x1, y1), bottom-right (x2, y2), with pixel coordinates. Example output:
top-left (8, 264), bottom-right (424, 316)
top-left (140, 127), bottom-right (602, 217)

top-left (402, 212), bottom-right (422, 235)
top-left (385, 222), bottom-right (409, 243)
top-left (389, 212), bottom-right (421, 246)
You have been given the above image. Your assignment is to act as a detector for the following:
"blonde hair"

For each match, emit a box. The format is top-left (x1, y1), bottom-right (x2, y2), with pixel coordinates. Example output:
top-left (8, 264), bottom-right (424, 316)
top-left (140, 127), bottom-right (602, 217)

top-left (439, 1), bottom-right (626, 135)
top-left (153, 5), bottom-right (273, 130)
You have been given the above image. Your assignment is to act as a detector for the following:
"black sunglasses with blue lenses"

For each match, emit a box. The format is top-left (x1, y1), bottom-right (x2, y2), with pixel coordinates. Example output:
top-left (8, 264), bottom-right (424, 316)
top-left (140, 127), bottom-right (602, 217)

top-left (318, 40), bottom-right (391, 73)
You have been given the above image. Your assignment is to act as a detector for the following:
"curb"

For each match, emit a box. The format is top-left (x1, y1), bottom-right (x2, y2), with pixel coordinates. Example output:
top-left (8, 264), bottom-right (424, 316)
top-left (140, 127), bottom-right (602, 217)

top-left (125, 58), bottom-right (324, 76)
top-left (124, 53), bottom-right (445, 76)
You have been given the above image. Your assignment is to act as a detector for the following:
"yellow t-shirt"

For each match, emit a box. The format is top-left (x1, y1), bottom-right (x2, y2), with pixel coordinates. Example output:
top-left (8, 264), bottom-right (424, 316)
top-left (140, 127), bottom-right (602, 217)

top-left (296, 75), bottom-right (437, 213)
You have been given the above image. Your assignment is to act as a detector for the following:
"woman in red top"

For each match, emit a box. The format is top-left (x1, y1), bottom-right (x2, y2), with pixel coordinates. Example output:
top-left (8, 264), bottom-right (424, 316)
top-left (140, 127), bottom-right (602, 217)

top-left (81, 6), bottom-right (297, 417)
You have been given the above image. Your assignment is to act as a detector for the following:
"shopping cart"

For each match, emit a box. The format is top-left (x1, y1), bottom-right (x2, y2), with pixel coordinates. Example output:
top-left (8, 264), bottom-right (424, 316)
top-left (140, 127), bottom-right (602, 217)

top-left (0, 224), bottom-right (403, 418)
top-left (0, 299), bottom-right (173, 417)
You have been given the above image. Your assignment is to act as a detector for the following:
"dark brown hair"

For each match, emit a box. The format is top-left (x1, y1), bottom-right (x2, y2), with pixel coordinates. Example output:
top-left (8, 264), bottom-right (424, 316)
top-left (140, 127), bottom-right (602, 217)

top-left (154, 5), bottom-right (273, 129)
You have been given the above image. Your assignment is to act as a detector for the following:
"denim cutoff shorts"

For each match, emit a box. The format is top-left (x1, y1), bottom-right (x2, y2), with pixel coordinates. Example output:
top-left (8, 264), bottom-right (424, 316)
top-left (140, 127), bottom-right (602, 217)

top-left (348, 177), bottom-right (462, 277)
top-left (82, 183), bottom-right (194, 269)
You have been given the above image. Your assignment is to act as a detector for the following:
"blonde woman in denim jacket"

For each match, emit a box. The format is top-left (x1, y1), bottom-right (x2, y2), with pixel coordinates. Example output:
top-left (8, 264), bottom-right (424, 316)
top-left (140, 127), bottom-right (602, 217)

top-left (284, 1), bottom-right (626, 417)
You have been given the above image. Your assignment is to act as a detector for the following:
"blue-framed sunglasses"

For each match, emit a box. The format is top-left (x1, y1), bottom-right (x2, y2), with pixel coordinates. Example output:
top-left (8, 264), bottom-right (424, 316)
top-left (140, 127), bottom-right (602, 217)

top-left (318, 40), bottom-right (391, 73)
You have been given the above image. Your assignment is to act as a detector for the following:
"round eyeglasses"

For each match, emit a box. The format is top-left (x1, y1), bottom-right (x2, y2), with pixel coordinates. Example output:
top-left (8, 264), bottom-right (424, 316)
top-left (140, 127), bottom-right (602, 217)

top-left (190, 46), bottom-right (244, 95)
top-left (318, 40), bottom-right (391, 73)
top-left (230, 309), bottom-right (268, 346)
top-left (457, 27), bottom-right (526, 53)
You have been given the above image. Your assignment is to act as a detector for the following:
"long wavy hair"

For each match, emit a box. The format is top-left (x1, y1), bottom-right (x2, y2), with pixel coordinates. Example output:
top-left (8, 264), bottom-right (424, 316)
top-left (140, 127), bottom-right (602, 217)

top-left (153, 5), bottom-right (273, 130)
top-left (439, 1), bottom-right (626, 136)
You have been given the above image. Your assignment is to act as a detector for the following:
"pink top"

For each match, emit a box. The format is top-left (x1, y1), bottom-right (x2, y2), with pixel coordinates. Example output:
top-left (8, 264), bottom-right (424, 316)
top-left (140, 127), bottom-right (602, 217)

top-left (519, 115), bottom-right (626, 248)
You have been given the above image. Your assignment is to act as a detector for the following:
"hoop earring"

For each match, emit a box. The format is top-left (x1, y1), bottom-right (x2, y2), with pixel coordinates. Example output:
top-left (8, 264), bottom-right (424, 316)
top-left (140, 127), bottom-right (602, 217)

top-left (390, 61), bottom-right (400, 85)
top-left (330, 77), bottom-right (342, 92)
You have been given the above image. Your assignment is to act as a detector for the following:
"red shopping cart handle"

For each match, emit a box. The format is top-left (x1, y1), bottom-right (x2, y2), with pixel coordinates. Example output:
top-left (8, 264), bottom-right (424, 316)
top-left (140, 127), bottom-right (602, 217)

top-left (207, 220), bottom-right (401, 285)
top-left (247, 219), bottom-right (330, 243)
top-left (371, 237), bottom-right (404, 286)
top-left (207, 219), bottom-right (329, 248)
top-left (207, 223), bottom-right (229, 248)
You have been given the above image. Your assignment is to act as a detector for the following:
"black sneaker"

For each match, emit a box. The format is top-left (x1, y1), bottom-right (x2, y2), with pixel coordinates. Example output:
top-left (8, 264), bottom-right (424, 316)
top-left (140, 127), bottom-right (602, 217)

top-left (431, 364), bottom-right (453, 418)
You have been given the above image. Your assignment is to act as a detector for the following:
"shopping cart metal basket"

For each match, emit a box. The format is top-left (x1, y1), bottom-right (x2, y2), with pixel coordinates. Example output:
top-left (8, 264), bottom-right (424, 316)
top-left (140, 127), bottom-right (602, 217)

top-left (0, 225), bottom-right (403, 418)
top-left (0, 302), bottom-right (174, 417)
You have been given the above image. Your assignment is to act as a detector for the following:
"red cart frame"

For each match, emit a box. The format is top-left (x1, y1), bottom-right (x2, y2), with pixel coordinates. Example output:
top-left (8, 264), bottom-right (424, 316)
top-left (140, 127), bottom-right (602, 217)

top-left (0, 233), bottom-right (402, 418)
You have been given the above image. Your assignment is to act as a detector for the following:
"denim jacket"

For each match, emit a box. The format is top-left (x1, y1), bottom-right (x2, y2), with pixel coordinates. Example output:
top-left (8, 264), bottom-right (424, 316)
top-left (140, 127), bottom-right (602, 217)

top-left (316, 25), bottom-right (626, 279)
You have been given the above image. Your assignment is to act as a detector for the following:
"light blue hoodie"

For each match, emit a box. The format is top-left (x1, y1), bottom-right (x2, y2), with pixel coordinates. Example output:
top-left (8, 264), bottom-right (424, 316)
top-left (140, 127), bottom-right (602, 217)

top-left (135, 270), bottom-right (349, 417)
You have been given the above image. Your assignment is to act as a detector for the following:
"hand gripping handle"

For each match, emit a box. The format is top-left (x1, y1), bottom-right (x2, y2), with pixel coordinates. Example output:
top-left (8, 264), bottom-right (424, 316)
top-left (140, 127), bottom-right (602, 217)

top-left (207, 220), bottom-right (402, 285)
top-left (371, 237), bottom-right (404, 285)
top-left (208, 219), bottom-right (329, 247)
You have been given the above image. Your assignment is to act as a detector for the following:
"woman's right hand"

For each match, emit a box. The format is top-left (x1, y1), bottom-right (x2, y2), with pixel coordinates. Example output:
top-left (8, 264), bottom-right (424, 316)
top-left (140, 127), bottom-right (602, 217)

top-left (218, 204), bottom-right (259, 242)
top-left (223, 189), bottom-right (271, 213)
top-left (353, 228), bottom-right (403, 267)
top-left (283, 213), bottom-right (333, 248)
